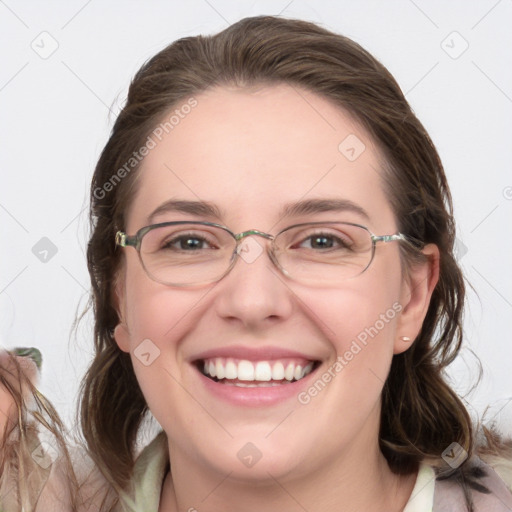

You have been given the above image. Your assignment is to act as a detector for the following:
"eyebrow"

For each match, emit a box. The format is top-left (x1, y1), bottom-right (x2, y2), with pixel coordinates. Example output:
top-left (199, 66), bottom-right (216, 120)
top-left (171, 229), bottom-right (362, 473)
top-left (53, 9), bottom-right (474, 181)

top-left (147, 197), bottom-right (370, 225)
top-left (279, 198), bottom-right (370, 221)
top-left (147, 199), bottom-right (223, 224)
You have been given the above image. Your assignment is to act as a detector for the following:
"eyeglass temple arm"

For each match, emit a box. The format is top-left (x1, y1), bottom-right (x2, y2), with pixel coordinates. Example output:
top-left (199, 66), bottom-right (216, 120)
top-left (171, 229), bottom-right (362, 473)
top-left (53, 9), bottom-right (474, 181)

top-left (373, 233), bottom-right (423, 249)
top-left (373, 234), bottom-right (405, 243)
top-left (115, 231), bottom-right (138, 248)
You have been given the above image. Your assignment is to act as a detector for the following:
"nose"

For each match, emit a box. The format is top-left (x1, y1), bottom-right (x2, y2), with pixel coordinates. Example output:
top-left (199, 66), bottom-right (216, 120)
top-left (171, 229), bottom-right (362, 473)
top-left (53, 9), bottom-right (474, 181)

top-left (213, 235), bottom-right (294, 329)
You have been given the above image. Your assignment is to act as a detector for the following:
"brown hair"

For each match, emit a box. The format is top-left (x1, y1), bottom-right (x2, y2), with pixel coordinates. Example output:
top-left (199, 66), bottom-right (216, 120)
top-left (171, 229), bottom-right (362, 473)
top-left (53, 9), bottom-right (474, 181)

top-left (0, 354), bottom-right (80, 510)
top-left (81, 14), bottom-right (474, 503)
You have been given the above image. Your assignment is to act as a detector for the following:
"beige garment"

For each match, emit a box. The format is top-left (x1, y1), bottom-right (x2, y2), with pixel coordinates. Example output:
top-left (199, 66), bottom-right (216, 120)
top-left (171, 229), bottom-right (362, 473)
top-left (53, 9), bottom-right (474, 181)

top-left (122, 432), bottom-right (436, 511)
top-left (119, 432), bottom-right (512, 512)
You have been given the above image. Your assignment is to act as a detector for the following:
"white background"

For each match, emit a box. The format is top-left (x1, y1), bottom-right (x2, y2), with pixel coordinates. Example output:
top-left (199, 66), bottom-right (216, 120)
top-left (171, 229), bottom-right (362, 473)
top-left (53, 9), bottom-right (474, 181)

top-left (1, 0), bottom-right (511, 434)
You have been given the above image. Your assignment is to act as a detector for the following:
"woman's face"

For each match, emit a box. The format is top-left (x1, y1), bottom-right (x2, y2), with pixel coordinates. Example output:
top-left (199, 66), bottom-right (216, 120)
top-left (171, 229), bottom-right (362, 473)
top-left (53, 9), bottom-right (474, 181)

top-left (114, 84), bottom-right (436, 482)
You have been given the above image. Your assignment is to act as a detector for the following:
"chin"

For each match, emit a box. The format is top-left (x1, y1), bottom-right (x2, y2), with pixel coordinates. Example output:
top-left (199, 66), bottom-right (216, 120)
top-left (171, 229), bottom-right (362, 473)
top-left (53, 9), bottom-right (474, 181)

top-left (193, 433), bottom-right (313, 483)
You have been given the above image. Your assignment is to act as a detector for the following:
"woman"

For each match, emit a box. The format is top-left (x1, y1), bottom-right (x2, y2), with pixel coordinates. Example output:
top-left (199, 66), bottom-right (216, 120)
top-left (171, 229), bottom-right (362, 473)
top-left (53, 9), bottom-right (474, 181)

top-left (1, 15), bottom-right (511, 512)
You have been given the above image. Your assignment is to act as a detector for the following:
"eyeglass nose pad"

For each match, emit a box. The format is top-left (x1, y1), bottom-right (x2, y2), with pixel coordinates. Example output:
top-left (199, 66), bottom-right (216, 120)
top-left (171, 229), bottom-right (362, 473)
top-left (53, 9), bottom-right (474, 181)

top-left (363, 240), bottom-right (378, 273)
top-left (233, 235), bottom-right (267, 267)
top-left (267, 245), bottom-right (291, 277)
top-left (222, 248), bottom-right (241, 278)
top-left (228, 231), bottom-right (289, 278)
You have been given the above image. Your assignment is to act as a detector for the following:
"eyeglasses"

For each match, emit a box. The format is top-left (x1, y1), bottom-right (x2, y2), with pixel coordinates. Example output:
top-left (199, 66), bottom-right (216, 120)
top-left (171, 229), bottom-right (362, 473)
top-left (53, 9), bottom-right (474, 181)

top-left (115, 221), bottom-right (414, 287)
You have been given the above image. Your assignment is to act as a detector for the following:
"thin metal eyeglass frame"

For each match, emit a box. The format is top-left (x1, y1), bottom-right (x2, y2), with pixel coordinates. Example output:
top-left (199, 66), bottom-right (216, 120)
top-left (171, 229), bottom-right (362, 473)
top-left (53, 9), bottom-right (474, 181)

top-left (115, 221), bottom-right (415, 287)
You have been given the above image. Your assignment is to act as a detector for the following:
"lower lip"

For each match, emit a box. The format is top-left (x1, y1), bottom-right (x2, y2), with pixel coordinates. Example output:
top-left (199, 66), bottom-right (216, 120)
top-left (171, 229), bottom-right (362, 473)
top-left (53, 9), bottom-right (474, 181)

top-left (195, 364), bottom-right (319, 407)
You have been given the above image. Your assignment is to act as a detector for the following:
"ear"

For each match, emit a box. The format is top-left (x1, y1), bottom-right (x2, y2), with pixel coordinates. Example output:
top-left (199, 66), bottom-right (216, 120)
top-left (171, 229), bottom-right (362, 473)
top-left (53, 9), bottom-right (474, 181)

top-left (112, 271), bottom-right (131, 354)
top-left (394, 244), bottom-right (440, 355)
top-left (114, 323), bottom-right (131, 353)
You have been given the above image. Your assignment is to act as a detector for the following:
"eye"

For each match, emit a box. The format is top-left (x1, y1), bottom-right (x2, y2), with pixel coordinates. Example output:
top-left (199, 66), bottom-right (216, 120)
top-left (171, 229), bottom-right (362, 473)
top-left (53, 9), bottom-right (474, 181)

top-left (161, 232), bottom-right (217, 251)
top-left (296, 231), bottom-right (353, 251)
top-left (302, 234), bottom-right (336, 250)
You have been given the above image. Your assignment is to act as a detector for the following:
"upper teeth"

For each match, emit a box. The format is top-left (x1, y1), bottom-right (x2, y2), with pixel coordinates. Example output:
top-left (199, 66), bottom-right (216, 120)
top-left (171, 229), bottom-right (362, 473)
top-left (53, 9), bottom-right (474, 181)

top-left (202, 358), bottom-right (314, 382)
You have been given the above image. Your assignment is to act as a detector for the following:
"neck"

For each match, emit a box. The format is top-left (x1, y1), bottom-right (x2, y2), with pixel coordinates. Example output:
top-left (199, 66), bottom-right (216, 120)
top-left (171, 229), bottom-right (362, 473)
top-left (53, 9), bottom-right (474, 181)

top-left (159, 430), bottom-right (417, 512)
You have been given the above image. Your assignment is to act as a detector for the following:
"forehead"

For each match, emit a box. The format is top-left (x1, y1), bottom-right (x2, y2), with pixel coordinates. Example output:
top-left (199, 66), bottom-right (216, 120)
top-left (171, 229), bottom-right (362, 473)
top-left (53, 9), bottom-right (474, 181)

top-left (127, 84), bottom-right (395, 231)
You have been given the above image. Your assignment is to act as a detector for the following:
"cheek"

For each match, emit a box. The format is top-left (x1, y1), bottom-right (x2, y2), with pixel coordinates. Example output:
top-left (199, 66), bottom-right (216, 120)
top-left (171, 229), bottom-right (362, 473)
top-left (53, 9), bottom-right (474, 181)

top-left (122, 260), bottom-right (198, 346)
top-left (121, 269), bottom-right (203, 393)
top-left (122, 279), bottom-right (205, 426)
top-left (309, 275), bottom-right (401, 347)
top-left (296, 286), bottom-right (402, 428)
top-left (302, 268), bottom-right (403, 383)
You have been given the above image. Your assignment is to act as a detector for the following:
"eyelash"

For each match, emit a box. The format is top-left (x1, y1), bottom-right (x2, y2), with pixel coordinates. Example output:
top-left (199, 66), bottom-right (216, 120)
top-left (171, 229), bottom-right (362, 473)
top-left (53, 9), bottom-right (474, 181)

top-left (294, 232), bottom-right (352, 250)
top-left (162, 233), bottom-right (218, 251)
top-left (160, 231), bottom-right (353, 252)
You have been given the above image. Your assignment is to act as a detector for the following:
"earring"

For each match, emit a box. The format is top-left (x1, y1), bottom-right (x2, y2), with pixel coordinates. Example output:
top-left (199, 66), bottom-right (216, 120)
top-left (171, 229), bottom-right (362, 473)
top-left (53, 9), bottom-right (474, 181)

top-left (399, 336), bottom-right (411, 342)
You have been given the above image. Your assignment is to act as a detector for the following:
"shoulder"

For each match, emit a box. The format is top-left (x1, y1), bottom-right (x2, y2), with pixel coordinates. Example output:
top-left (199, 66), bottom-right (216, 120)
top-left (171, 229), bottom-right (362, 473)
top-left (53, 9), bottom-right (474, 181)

top-left (433, 456), bottom-right (512, 512)
top-left (110, 430), bottom-right (169, 512)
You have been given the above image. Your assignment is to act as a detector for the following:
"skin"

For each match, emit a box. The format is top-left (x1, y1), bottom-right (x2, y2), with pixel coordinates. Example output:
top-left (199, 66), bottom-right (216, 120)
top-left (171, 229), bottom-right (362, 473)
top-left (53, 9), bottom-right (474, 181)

top-left (114, 84), bottom-right (439, 512)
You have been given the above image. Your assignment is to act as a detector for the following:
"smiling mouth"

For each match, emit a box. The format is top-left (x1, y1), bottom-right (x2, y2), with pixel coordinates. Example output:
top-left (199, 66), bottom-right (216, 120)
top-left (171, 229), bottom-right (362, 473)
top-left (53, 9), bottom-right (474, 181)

top-left (196, 357), bottom-right (320, 387)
